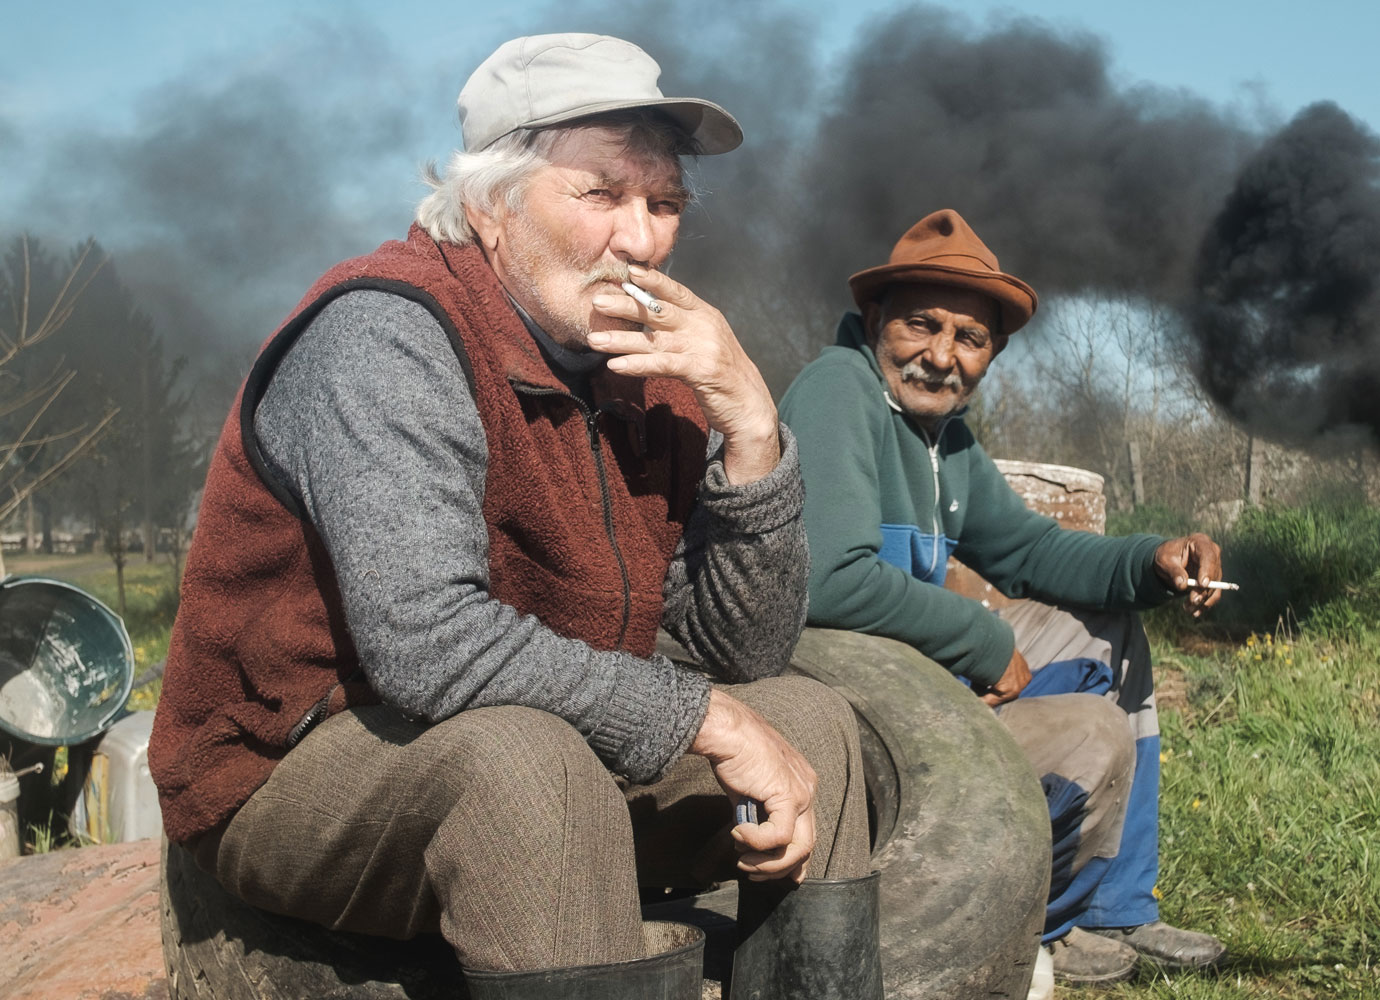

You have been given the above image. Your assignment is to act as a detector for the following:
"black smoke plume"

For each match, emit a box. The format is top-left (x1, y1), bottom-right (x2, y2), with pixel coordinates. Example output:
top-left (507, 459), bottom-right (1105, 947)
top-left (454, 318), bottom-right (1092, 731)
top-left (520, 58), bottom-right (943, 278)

top-left (6, 24), bottom-right (435, 427)
top-left (599, 4), bottom-right (1259, 388)
top-left (1186, 102), bottom-right (1380, 443)
top-left (9, 0), bottom-right (1376, 447)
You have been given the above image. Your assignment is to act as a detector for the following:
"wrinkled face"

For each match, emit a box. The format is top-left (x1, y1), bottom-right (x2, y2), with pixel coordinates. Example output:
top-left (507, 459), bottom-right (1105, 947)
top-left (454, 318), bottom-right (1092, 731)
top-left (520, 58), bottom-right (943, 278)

top-left (864, 284), bottom-right (1003, 432)
top-left (469, 127), bottom-right (688, 348)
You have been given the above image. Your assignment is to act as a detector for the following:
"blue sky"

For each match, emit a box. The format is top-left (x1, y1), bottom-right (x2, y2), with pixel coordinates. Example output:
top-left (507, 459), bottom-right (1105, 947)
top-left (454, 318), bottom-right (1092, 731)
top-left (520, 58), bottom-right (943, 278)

top-left (3, 0), bottom-right (1377, 398)
top-left (7, 0), bottom-right (1375, 140)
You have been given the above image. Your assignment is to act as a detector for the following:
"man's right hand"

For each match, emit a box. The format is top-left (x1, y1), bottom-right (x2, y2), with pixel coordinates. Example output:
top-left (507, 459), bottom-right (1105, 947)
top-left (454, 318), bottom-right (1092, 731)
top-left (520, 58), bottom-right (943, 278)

top-left (588, 265), bottom-right (782, 486)
top-left (976, 648), bottom-right (1031, 707)
top-left (689, 689), bottom-right (817, 883)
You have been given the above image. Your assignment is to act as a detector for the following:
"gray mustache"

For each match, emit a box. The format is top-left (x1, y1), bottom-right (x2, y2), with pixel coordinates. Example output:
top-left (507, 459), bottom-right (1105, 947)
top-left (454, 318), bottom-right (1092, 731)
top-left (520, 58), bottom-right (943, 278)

top-left (899, 363), bottom-right (963, 389)
top-left (585, 262), bottom-right (633, 287)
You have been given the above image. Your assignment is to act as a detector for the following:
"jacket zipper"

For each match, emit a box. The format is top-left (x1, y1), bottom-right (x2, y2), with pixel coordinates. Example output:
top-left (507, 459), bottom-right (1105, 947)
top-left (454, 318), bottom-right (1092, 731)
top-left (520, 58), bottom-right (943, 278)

top-left (511, 382), bottom-right (633, 649)
top-left (915, 418), bottom-right (950, 579)
top-left (287, 674), bottom-right (354, 748)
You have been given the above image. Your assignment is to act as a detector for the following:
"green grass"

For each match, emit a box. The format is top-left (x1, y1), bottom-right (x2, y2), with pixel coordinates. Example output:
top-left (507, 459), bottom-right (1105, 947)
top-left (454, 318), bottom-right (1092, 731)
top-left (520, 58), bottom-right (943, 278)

top-left (1219, 499), bottom-right (1380, 640)
top-left (1113, 494), bottom-right (1380, 646)
top-left (1099, 494), bottom-right (1380, 996)
top-left (1105, 625), bottom-right (1380, 998)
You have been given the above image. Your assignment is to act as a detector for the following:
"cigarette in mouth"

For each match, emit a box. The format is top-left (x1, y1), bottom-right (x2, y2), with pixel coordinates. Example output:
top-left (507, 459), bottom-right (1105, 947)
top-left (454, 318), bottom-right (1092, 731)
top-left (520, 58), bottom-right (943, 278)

top-left (620, 281), bottom-right (663, 314)
top-left (1186, 579), bottom-right (1240, 591)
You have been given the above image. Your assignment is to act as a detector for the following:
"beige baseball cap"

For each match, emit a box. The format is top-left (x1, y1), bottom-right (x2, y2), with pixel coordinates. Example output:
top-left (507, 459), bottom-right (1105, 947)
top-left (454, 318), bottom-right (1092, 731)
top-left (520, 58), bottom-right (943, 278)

top-left (458, 33), bottom-right (743, 154)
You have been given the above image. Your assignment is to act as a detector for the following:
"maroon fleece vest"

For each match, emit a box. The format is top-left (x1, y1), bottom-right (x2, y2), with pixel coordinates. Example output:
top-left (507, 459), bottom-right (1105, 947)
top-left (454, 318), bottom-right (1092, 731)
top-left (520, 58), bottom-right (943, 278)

top-left (149, 227), bottom-right (709, 843)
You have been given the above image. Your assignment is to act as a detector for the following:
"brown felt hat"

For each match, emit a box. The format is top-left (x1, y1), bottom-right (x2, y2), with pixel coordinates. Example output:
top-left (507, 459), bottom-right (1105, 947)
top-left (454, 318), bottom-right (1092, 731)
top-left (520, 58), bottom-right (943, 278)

top-left (848, 209), bottom-right (1038, 334)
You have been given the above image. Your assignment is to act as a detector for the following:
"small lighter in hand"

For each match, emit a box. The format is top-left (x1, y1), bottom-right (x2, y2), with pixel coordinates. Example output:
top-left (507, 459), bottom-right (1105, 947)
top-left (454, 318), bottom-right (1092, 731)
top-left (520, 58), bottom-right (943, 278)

top-left (736, 798), bottom-right (764, 825)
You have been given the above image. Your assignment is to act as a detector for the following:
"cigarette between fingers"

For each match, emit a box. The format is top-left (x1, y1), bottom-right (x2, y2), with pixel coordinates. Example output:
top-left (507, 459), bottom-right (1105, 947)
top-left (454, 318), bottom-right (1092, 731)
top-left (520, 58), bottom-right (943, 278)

top-left (621, 281), bottom-right (662, 314)
top-left (1186, 579), bottom-right (1240, 591)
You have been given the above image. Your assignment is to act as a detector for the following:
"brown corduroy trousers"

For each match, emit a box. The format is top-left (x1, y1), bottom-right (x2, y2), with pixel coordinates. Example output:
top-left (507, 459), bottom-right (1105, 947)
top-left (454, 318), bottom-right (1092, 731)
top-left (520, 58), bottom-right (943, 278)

top-left (192, 674), bottom-right (870, 973)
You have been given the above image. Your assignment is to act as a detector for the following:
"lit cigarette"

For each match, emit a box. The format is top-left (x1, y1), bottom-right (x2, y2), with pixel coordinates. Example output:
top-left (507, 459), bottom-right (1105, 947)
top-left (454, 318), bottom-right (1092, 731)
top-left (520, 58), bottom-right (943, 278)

top-left (1186, 579), bottom-right (1240, 591)
top-left (620, 281), bottom-right (662, 315)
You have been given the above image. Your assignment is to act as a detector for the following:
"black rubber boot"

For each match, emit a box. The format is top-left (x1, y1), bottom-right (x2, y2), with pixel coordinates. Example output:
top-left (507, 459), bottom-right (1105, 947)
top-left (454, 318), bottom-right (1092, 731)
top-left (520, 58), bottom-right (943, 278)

top-left (462, 921), bottom-right (704, 1000)
top-left (729, 871), bottom-right (884, 1000)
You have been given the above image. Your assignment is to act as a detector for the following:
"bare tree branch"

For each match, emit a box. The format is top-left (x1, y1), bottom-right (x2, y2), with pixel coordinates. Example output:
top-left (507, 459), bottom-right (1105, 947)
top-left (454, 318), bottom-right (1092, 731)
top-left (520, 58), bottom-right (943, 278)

top-left (0, 409), bottom-right (119, 524)
top-left (0, 235), bottom-right (116, 529)
top-left (0, 238), bottom-right (106, 364)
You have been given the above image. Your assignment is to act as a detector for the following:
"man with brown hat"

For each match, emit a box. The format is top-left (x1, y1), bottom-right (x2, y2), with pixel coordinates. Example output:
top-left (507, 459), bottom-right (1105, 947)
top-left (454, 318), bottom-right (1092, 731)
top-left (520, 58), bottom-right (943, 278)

top-left (779, 209), bottom-right (1227, 985)
top-left (150, 34), bottom-right (880, 999)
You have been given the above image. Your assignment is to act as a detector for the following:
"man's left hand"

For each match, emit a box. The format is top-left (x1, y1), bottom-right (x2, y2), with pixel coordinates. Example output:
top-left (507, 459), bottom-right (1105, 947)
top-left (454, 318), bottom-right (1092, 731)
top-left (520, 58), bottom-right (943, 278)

top-left (1154, 532), bottom-right (1225, 617)
top-left (588, 264), bottom-right (780, 485)
top-left (976, 648), bottom-right (1031, 707)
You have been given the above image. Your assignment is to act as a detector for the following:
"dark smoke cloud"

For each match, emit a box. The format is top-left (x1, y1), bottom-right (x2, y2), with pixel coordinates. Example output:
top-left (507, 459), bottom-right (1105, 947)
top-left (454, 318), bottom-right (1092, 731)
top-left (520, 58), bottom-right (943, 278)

top-left (793, 10), bottom-right (1256, 303)
top-left (1186, 102), bottom-right (1380, 443)
top-left (9, 0), bottom-right (1376, 448)
top-left (611, 3), bottom-right (1377, 454)
top-left (606, 4), bottom-right (1260, 390)
top-left (9, 24), bottom-right (434, 419)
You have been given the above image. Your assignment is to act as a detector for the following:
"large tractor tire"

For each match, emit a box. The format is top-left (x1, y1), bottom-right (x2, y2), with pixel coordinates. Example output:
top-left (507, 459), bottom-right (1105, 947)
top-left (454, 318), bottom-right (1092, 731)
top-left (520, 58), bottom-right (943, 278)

top-left (160, 629), bottom-right (1050, 999)
top-left (160, 836), bottom-right (466, 999)
top-left (783, 628), bottom-right (1049, 998)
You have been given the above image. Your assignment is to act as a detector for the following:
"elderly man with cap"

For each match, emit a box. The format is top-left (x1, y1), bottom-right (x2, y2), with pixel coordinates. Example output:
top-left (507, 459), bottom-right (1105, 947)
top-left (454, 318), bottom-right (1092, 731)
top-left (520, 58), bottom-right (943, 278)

top-left (779, 209), bottom-right (1228, 985)
top-left (149, 34), bottom-right (879, 999)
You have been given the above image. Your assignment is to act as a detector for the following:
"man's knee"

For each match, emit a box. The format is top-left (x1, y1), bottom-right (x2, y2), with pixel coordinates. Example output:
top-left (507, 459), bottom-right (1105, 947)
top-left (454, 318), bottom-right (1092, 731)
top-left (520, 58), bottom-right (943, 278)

top-left (1006, 694), bottom-right (1133, 866)
top-left (423, 706), bottom-right (635, 910)
top-left (1076, 695), bottom-right (1136, 793)
top-left (727, 674), bottom-right (862, 770)
top-left (427, 705), bottom-right (620, 813)
top-left (1061, 695), bottom-right (1134, 866)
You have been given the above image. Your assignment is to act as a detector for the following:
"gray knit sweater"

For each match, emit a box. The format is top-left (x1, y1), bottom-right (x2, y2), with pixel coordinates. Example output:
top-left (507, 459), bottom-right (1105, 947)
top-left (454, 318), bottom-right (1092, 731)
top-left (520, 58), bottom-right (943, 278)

top-left (253, 290), bottom-right (808, 783)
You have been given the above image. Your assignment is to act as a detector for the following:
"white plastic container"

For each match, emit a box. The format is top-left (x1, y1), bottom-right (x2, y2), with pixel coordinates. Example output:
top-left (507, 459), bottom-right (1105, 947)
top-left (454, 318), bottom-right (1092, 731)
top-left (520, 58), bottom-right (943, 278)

top-left (0, 766), bottom-right (19, 858)
top-left (70, 709), bottom-right (161, 843)
top-left (1027, 945), bottom-right (1054, 1000)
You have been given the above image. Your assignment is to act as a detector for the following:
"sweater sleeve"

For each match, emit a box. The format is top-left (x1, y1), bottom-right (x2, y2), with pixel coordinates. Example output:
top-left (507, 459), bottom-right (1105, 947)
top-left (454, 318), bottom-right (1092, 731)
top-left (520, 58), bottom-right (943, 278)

top-left (953, 435), bottom-right (1173, 611)
top-left (252, 289), bottom-right (709, 784)
top-left (660, 426), bottom-right (809, 681)
top-left (781, 359), bottom-right (1014, 685)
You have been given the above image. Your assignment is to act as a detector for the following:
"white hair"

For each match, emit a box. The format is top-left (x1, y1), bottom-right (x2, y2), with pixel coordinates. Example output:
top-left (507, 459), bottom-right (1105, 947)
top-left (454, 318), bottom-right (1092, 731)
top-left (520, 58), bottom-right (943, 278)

top-left (415, 111), bottom-right (700, 244)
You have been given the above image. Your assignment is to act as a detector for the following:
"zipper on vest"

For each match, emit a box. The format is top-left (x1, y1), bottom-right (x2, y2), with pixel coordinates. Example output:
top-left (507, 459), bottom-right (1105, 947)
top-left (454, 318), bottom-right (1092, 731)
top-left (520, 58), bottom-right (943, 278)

top-left (287, 682), bottom-right (339, 748)
top-left (511, 382), bottom-right (633, 649)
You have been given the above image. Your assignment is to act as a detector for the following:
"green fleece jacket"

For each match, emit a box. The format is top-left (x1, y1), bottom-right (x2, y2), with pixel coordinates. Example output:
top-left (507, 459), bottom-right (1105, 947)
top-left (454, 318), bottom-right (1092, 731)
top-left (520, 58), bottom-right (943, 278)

top-left (779, 313), bottom-right (1173, 685)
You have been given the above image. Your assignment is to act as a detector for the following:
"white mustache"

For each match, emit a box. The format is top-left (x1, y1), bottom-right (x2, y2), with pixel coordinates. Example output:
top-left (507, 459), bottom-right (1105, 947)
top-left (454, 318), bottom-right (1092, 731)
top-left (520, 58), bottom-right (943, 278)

top-left (585, 262), bottom-right (633, 287)
top-left (900, 363), bottom-right (963, 389)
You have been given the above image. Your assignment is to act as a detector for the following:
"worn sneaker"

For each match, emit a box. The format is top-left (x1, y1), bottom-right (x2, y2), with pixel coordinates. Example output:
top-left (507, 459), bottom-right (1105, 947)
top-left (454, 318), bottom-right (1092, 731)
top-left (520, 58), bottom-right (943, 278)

top-left (1048, 927), bottom-right (1137, 984)
top-left (1088, 921), bottom-right (1226, 968)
